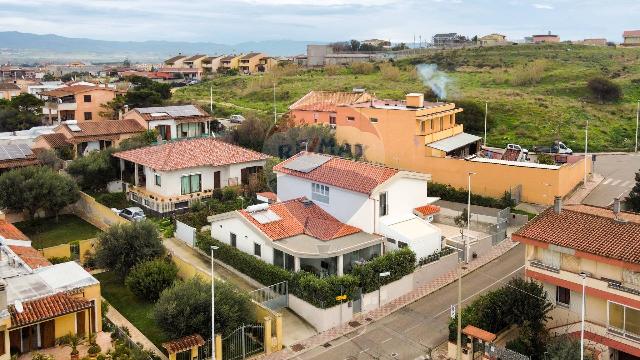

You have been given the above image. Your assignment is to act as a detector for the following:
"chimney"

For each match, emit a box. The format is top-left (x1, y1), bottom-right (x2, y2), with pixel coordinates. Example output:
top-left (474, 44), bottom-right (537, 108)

top-left (405, 93), bottom-right (424, 108)
top-left (613, 197), bottom-right (621, 215)
top-left (0, 280), bottom-right (7, 312)
top-left (554, 196), bottom-right (562, 214)
top-left (124, 104), bottom-right (129, 114)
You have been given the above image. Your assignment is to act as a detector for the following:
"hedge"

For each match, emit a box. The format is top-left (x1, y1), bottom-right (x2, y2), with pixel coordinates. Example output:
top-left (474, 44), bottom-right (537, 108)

top-left (195, 232), bottom-right (416, 308)
top-left (429, 182), bottom-right (514, 209)
top-left (418, 247), bottom-right (455, 266)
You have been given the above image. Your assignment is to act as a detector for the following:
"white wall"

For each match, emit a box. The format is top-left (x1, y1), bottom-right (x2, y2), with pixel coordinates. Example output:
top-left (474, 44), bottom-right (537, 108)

top-left (148, 119), bottom-right (177, 139)
top-left (276, 174), bottom-right (375, 233)
top-left (288, 294), bottom-right (353, 332)
top-left (210, 216), bottom-right (274, 264)
top-left (413, 253), bottom-right (458, 288)
top-left (175, 220), bottom-right (196, 247)
top-left (361, 273), bottom-right (414, 312)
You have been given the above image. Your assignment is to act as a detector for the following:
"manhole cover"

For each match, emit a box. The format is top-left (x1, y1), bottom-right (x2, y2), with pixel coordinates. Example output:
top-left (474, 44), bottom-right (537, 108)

top-left (348, 321), bottom-right (362, 327)
top-left (390, 353), bottom-right (399, 358)
top-left (322, 343), bottom-right (332, 348)
top-left (365, 317), bottom-right (373, 322)
top-left (291, 343), bottom-right (305, 352)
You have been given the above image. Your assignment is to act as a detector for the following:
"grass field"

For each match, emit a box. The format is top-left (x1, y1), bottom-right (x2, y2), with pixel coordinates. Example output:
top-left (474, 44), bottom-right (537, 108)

top-left (173, 44), bottom-right (640, 152)
top-left (15, 214), bottom-right (101, 249)
top-left (94, 271), bottom-right (168, 350)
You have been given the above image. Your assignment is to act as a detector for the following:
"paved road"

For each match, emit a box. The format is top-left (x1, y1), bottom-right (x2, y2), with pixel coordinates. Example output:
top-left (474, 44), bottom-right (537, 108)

top-left (583, 154), bottom-right (640, 207)
top-left (296, 244), bottom-right (525, 360)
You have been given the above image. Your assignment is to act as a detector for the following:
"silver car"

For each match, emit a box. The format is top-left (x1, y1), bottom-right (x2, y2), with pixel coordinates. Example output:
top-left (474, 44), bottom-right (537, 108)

top-left (113, 207), bottom-right (146, 222)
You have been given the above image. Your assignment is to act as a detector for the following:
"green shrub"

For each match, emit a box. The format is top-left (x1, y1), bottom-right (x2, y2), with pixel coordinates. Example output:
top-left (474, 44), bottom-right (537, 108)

top-left (351, 247), bottom-right (416, 293)
top-left (125, 258), bottom-right (178, 301)
top-left (587, 76), bottom-right (622, 102)
top-left (94, 192), bottom-right (128, 209)
top-left (537, 153), bottom-right (556, 165)
top-left (290, 271), bottom-right (359, 308)
top-left (418, 247), bottom-right (455, 266)
top-left (48, 256), bottom-right (72, 264)
top-left (429, 182), bottom-right (514, 209)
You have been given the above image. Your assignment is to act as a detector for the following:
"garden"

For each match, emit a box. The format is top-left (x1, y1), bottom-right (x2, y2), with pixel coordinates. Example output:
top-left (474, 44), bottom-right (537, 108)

top-left (15, 214), bottom-right (101, 249)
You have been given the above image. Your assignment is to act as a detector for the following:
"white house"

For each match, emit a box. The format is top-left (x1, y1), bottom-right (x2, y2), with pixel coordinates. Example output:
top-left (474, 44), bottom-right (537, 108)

top-left (273, 152), bottom-right (442, 259)
top-left (113, 137), bottom-right (269, 214)
top-left (208, 198), bottom-right (385, 276)
top-left (124, 105), bottom-right (215, 141)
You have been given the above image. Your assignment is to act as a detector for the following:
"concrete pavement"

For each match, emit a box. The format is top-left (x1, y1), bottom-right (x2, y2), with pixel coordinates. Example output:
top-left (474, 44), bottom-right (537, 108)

top-left (295, 244), bottom-right (525, 360)
top-left (583, 153), bottom-right (640, 207)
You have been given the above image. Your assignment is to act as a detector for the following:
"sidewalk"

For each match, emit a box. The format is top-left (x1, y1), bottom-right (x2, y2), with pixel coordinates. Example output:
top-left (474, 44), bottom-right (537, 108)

top-left (259, 239), bottom-right (519, 360)
top-left (565, 173), bottom-right (604, 205)
top-left (105, 301), bottom-right (168, 360)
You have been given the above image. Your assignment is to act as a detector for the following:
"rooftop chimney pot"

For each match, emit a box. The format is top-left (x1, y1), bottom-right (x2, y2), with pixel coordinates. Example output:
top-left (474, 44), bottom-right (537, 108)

top-left (554, 196), bottom-right (562, 214)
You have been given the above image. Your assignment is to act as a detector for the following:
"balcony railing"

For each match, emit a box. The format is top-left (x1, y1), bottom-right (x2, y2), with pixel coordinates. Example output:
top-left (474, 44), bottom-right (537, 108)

top-left (606, 278), bottom-right (640, 296)
top-left (529, 259), bottom-right (560, 273)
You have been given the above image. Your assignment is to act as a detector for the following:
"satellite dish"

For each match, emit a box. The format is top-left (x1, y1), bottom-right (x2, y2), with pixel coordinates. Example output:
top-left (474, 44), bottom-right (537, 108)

top-left (14, 300), bottom-right (23, 313)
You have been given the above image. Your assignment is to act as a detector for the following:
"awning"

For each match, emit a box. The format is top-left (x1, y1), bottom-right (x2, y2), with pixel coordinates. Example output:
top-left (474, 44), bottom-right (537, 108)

top-left (427, 132), bottom-right (481, 152)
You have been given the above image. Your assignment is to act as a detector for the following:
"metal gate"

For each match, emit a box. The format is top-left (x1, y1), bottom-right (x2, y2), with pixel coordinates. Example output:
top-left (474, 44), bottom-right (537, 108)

top-left (510, 184), bottom-right (522, 205)
top-left (491, 208), bottom-right (510, 245)
top-left (249, 281), bottom-right (288, 310)
top-left (352, 288), bottom-right (362, 313)
top-left (222, 324), bottom-right (264, 360)
top-left (70, 242), bottom-right (80, 260)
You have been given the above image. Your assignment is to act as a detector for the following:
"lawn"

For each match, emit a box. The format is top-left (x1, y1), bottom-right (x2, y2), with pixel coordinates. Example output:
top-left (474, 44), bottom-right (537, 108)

top-left (94, 271), bottom-right (168, 350)
top-left (173, 43), bottom-right (640, 152)
top-left (15, 214), bottom-right (102, 249)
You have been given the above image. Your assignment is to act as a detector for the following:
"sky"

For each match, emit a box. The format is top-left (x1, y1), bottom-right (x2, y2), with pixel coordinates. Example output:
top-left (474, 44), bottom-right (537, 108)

top-left (0, 0), bottom-right (639, 44)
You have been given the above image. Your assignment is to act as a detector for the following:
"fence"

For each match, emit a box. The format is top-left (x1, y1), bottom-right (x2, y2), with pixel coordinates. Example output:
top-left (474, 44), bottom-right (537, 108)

top-left (104, 317), bottom-right (155, 360)
top-left (486, 344), bottom-right (530, 360)
top-left (249, 281), bottom-right (288, 311)
top-left (39, 238), bottom-right (97, 264)
top-left (221, 324), bottom-right (265, 360)
top-left (69, 192), bottom-right (127, 231)
top-left (175, 220), bottom-right (197, 247)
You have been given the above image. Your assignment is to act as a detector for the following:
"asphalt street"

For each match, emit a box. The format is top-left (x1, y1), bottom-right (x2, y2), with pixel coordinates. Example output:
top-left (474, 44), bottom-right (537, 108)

top-left (583, 154), bottom-right (640, 207)
top-left (296, 244), bottom-right (525, 360)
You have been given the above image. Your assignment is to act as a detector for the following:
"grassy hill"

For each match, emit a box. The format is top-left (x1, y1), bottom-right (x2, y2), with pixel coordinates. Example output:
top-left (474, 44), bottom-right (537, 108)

top-left (173, 44), bottom-right (640, 152)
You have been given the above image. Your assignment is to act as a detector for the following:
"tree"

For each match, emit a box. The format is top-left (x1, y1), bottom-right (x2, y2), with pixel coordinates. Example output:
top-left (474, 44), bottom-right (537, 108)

top-left (66, 149), bottom-right (119, 192)
top-left (453, 100), bottom-right (494, 136)
top-left (391, 43), bottom-right (409, 51)
top-left (454, 208), bottom-right (468, 237)
top-left (262, 124), bottom-right (340, 159)
top-left (123, 58), bottom-right (131, 67)
top-left (125, 258), bottom-right (178, 301)
top-left (228, 116), bottom-right (272, 152)
top-left (587, 77), bottom-right (622, 103)
top-left (0, 94), bottom-right (44, 132)
top-left (0, 166), bottom-right (79, 220)
top-left (154, 277), bottom-right (254, 339)
top-left (626, 170), bottom-right (640, 212)
top-left (117, 130), bottom-right (156, 151)
top-left (545, 335), bottom-right (594, 360)
top-left (36, 149), bottom-right (63, 170)
top-left (94, 221), bottom-right (164, 279)
top-left (537, 153), bottom-right (556, 165)
top-left (349, 39), bottom-right (361, 51)
top-left (42, 73), bottom-right (56, 81)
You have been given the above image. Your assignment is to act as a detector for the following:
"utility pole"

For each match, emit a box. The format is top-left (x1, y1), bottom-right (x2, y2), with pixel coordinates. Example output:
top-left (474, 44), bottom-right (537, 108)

top-left (580, 272), bottom-right (587, 360)
top-left (484, 102), bottom-right (488, 145)
top-left (584, 117), bottom-right (589, 188)
top-left (210, 85), bottom-right (213, 113)
top-left (211, 245), bottom-right (219, 358)
top-left (273, 82), bottom-right (277, 124)
top-left (456, 261), bottom-right (462, 360)
top-left (635, 100), bottom-right (639, 153)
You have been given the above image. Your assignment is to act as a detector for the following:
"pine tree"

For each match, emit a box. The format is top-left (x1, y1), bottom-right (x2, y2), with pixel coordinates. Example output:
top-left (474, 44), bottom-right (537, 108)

top-left (627, 170), bottom-right (640, 213)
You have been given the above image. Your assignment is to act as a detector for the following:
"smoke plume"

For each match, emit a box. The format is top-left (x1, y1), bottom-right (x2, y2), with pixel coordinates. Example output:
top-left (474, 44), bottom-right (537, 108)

top-left (416, 64), bottom-right (450, 100)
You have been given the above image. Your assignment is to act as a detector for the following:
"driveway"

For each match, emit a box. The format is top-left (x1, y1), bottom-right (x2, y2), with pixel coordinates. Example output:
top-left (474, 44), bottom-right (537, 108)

top-left (583, 154), bottom-right (640, 207)
top-left (296, 244), bottom-right (525, 360)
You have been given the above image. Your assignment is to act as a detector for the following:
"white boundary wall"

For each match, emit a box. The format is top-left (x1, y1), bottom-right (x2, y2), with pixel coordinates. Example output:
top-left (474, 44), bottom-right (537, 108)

top-left (175, 220), bottom-right (196, 247)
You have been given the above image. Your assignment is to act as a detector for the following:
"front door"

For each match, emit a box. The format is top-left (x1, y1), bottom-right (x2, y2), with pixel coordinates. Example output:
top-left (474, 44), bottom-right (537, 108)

top-left (76, 311), bottom-right (86, 338)
top-left (41, 320), bottom-right (55, 348)
top-left (214, 171), bottom-right (221, 189)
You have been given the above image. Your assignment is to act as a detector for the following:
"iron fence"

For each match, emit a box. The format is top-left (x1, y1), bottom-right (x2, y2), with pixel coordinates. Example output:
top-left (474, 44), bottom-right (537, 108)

top-left (248, 281), bottom-right (288, 310)
top-left (221, 324), bottom-right (265, 360)
top-left (103, 317), bottom-right (156, 360)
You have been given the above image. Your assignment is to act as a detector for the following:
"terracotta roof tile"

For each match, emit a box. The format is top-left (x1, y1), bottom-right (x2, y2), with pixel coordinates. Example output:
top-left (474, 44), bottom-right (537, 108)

top-left (0, 219), bottom-right (30, 241)
top-left (113, 137), bottom-right (270, 171)
top-left (414, 205), bottom-right (440, 217)
top-left (256, 192), bottom-right (277, 202)
top-left (239, 198), bottom-right (361, 241)
top-left (513, 205), bottom-right (640, 264)
top-left (61, 119), bottom-right (144, 138)
top-left (8, 245), bottom-right (51, 269)
top-left (9, 292), bottom-right (92, 328)
top-left (0, 82), bottom-right (20, 91)
top-left (40, 85), bottom-right (113, 97)
top-left (0, 156), bottom-right (40, 170)
top-left (501, 149), bottom-right (520, 161)
top-left (165, 55), bottom-right (187, 64)
top-left (273, 152), bottom-right (399, 195)
top-left (184, 54), bottom-right (207, 62)
top-left (463, 325), bottom-right (496, 342)
top-left (38, 133), bottom-right (70, 148)
top-left (162, 334), bottom-right (205, 354)
top-left (289, 91), bottom-right (372, 112)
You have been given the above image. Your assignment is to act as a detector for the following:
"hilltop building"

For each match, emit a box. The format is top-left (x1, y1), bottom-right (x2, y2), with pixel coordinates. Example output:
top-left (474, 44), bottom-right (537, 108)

top-left (39, 85), bottom-right (119, 123)
top-left (623, 31), bottom-right (640, 47)
top-left (532, 32), bottom-right (560, 43)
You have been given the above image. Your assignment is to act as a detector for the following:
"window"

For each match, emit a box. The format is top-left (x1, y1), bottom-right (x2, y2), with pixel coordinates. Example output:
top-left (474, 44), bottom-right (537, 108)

top-left (177, 123), bottom-right (204, 138)
top-left (329, 115), bottom-right (337, 125)
top-left (556, 286), bottom-right (570, 307)
top-left (430, 119), bottom-right (434, 130)
top-left (0, 330), bottom-right (4, 355)
top-left (83, 94), bottom-right (92, 102)
top-left (347, 116), bottom-right (355, 122)
top-left (398, 241), bottom-right (408, 248)
top-left (180, 174), bottom-right (201, 195)
top-left (154, 174), bottom-right (161, 187)
top-left (311, 182), bottom-right (330, 203)
top-left (608, 301), bottom-right (640, 340)
top-left (254, 243), bottom-right (261, 257)
top-left (420, 121), bottom-right (425, 133)
top-left (230, 233), bottom-right (237, 248)
top-left (386, 238), bottom-right (396, 244)
top-left (84, 112), bottom-right (92, 120)
top-left (370, 117), bottom-right (378, 123)
top-left (274, 249), bottom-right (294, 271)
top-left (379, 192), bottom-right (388, 216)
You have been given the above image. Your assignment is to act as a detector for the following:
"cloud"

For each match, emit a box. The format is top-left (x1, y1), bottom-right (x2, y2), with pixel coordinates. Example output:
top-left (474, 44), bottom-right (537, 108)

top-left (532, 3), bottom-right (554, 9)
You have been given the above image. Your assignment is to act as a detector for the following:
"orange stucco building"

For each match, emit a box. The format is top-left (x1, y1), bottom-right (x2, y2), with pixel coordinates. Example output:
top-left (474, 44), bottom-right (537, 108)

top-left (40, 85), bottom-right (119, 124)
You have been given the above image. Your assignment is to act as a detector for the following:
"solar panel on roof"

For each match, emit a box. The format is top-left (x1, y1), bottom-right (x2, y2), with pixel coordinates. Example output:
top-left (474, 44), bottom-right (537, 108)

top-left (0, 144), bottom-right (32, 160)
top-left (283, 153), bottom-right (331, 173)
top-left (0, 147), bottom-right (9, 161)
top-left (17, 144), bottom-right (33, 155)
top-left (250, 210), bottom-right (282, 224)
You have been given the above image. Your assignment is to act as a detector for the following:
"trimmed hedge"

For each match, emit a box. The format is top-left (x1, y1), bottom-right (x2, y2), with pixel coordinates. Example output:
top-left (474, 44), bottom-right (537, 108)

top-left (195, 232), bottom-right (416, 308)
top-left (429, 182), bottom-right (514, 209)
top-left (418, 247), bottom-right (455, 266)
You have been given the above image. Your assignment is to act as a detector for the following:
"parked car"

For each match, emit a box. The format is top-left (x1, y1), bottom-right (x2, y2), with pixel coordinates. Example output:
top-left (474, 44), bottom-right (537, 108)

top-left (229, 114), bottom-right (246, 124)
top-left (186, 79), bottom-right (200, 86)
top-left (506, 143), bottom-right (529, 155)
top-left (533, 141), bottom-right (573, 155)
top-left (112, 207), bottom-right (146, 222)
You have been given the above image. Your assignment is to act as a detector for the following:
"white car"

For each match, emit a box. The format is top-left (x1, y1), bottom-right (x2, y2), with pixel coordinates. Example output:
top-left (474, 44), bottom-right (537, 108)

top-left (112, 207), bottom-right (146, 222)
top-left (506, 143), bottom-right (529, 155)
top-left (229, 114), bottom-right (246, 124)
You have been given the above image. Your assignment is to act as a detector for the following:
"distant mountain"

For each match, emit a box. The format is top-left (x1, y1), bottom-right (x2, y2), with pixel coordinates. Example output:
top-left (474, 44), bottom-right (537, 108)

top-left (0, 31), bottom-right (320, 62)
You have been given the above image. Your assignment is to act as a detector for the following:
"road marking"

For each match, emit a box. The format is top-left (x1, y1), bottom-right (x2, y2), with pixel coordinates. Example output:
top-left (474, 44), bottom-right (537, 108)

top-left (382, 337), bottom-right (392, 344)
top-left (603, 178), bottom-right (612, 185)
top-left (621, 180), bottom-right (632, 188)
top-left (611, 179), bottom-right (621, 186)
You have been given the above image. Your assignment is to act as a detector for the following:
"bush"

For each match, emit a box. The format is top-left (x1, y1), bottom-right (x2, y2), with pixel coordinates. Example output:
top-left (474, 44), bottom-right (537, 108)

top-left (125, 258), bottom-right (178, 301)
top-left (351, 247), bottom-right (416, 293)
top-left (154, 277), bottom-right (253, 338)
top-left (48, 256), bottom-right (72, 264)
top-left (67, 149), bottom-right (118, 193)
top-left (290, 271), bottom-right (359, 308)
top-left (537, 153), bottom-right (556, 165)
top-left (587, 76), bottom-right (622, 103)
top-left (429, 182), bottom-right (514, 209)
top-left (380, 63), bottom-right (401, 81)
top-left (418, 247), bottom-right (455, 266)
top-left (94, 192), bottom-right (128, 209)
top-left (510, 59), bottom-right (546, 86)
top-left (94, 220), bottom-right (164, 279)
top-left (350, 62), bottom-right (375, 74)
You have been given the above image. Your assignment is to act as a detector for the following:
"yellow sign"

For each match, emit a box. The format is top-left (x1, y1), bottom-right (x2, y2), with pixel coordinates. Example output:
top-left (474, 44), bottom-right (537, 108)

top-left (336, 295), bottom-right (347, 301)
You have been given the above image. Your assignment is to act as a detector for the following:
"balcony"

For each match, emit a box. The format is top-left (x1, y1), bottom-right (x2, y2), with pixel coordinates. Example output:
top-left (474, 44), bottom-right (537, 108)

top-left (529, 259), bottom-right (560, 273)
top-left (606, 278), bottom-right (640, 296)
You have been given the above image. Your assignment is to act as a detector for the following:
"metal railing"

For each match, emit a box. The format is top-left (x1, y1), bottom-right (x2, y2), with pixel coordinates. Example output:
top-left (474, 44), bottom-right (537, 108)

top-left (529, 259), bottom-right (560, 273)
top-left (249, 281), bottom-right (288, 310)
top-left (104, 317), bottom-right (156, 360)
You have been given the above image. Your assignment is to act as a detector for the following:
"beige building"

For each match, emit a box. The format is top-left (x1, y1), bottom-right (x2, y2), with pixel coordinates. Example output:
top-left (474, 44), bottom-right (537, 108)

top-left (0, 83), bottom-right (20, 101)
top-left (479, 34), bottom-right (508, 46)
top-left (220, 55), bottom-right (241, 71)
top-left (39, 85), bottom-right (119, 123)
top-left (202, 56), bottom-right (224, 74)
top-left (238, 53), bottom-right (277, 74)
top-left (533, 33), bottom-right (560, 43)
top-left (514, 200), bottom-right (640, 359)
top-left (623, 31), bottom-right (640, 47)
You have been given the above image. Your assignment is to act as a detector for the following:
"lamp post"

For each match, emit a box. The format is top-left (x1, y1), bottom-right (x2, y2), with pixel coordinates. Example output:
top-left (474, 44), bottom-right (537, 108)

top-left (484, 102), bottom-right (488, 146)
top-left (635, 100), bottom-right (639, 153)
top-left (211, 245), bottom-right (219, 358)
top-left (378, 271), bottom-right (391, 308)
top-left (466, 172), bottom-right (475, 263)
top-left (580, 272), bottom-right (587, 360)
top-left (584, 118), bottom-right (589, 188)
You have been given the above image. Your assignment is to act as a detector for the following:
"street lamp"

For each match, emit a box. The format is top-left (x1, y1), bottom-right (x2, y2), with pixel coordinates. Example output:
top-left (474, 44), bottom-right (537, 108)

top-left (583, 118), bottom-right (589, 188)
top-left (211, 245), bottom-right (219, 359)
top-left (378, 271), bottom-right (391, 307)
top-left (466, 172), bottom-right (475, 263)
top-left (636, 100), bottom-right (639, 153)
top-left (484, 102), bottom-right (488, 146)
top-left (580, 272), bottom-right (587, 360)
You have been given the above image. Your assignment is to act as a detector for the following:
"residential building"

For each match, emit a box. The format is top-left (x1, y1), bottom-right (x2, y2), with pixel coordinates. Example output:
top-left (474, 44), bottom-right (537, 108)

top-left (163, 55), bottom-right (187, 68)
top-left (202, 56), bottom-right (224, 74)
top-left (578, 38), bottom-right (608, 46)
top-left (513, 199), bottom-right (640, 359)
top-left (0, 126), bottom-right (56, 147)
top-left (209, 198), bottom-right (385, 276)
top-left (273, 152), bottom-right (442, 259)
top-left (220, 55), bottom-right (241, 71)
top-left (532, 32), bottom-right (560, 43)
top-left (238, 53), bottom-right (277, 74)
top-left (432, 33), bottom-right (470, 47)
top-left (33, 119), bottom-right (145, 158)
top-left (0, 217), bottom-right (102, 356)
top-left (623, 31), bottom-right (640, 47)
top-left (0, 83), bottom-right (20, 101)
top-left (26, 81), bottom-right (63, 96)
top-left (124, 105), bottom-right (214, 141)
top-left (113, 137), bottom-right (269, 214)
top-left (39, 85), bottom-right (118, 123)
top-left (305, 45), bottom-right (376, 67)
top-left (0, 144), bottom-right (42, 173)
top-left (478, 34), bottom-right (508, 46)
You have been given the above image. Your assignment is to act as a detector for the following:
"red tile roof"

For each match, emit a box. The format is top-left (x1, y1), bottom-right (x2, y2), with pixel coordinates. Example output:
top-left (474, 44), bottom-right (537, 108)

top-left (0, 82), bottom-right (20, 91)
top-left (9, 292), bottom-right (92, 328)
top-left (513, 205), bottom-right (640, 264)
top-left (0, 219), bottom-right (30, 241)
top-left (414, 205), bottom-right (440, 217)
top-left (0, 156), bottom-right (40, 170)
top-left (38, 133), bottom-right (70, 149)
top-left (8, 245), bottom-right (51, 269)
top-left (463, 325), bottom-right (496, 342)
top-left (289, 91), bottom-right (372, 112)
top-left (40, 85), bottom-right (113, 97)
top-left (624, 30), bottom-right (640, 37)
top-left (501, 148), bottom-right (520, 161)
top-left (61, 119), bottom-right (145, 138)
top-left (256, 191), bottom-right (277, 202)
top-left (162, 334), bottom-right (205, 354)
top-left (113, 137), bottom-right (270, 171)
top-left (273, 152), bottom-right (399, 195)
top-left (239, 198), bottom-right (361, 241)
